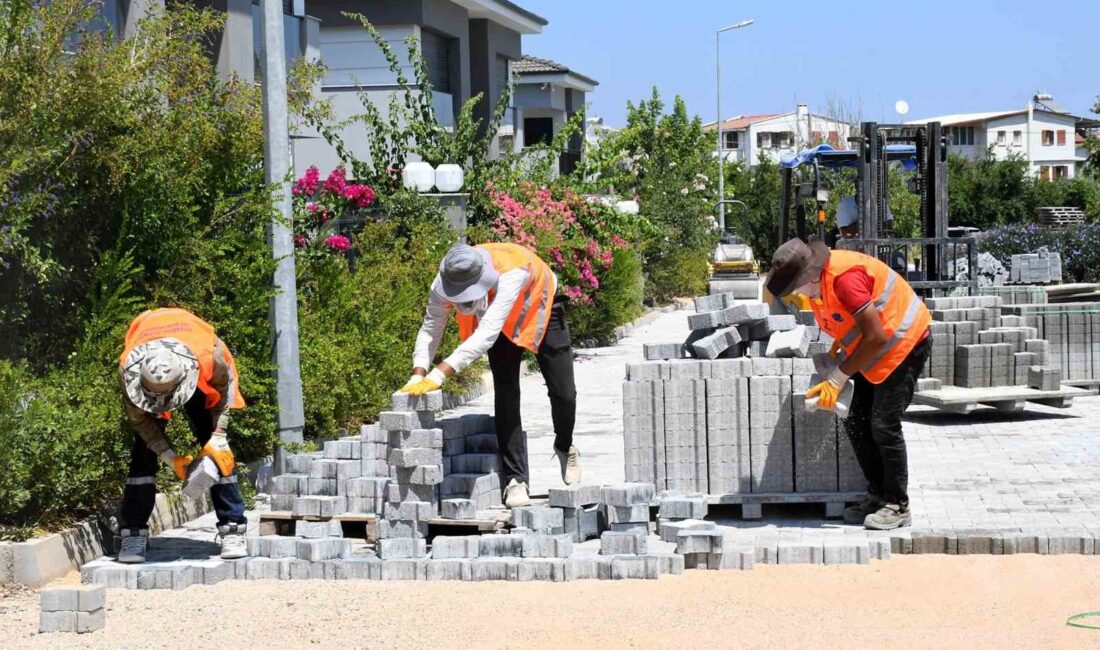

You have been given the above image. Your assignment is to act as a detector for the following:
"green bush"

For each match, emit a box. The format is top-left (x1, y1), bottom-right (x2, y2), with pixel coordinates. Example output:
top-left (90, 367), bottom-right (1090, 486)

top-left (566, 248), bottom-right (645, 342)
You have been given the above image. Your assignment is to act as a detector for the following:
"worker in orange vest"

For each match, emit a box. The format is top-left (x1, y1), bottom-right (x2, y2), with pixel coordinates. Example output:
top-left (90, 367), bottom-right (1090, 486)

top-left (766, 238), bottom-right (931, 530)
top-left (402, 243), bottom-right (581, 508)
top-left (117, 308), bottom-right (249, 562)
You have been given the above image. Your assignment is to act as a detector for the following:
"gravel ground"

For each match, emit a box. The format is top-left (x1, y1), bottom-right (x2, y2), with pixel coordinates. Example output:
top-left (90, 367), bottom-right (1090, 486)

top-left (2, 555), bottom-right (1098, 649)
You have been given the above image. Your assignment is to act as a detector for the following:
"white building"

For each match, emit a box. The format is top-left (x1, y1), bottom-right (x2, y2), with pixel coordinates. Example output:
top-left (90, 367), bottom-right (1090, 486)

top-left (704, 104), bottom-right (855, 167)
top-left (907, 94), bottom-right (1100, 180)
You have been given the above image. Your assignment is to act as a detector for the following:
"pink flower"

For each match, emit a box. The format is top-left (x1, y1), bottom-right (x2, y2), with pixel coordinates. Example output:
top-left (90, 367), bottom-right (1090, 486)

top-left (323, 166), bottom-right (348, 196)
top-left (306, 203), bottom-right (319, 214)
top-left (295, 166), bottom-right (320, 196)
top-left (294, 235), bottom-right (308, 248)
top-left (325, 234), bottom-right (351, 251)
top-left (344, 184), bottom-right (377, 208)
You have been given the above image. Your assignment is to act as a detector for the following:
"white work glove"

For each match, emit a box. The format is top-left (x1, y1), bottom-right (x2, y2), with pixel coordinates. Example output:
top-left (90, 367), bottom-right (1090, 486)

top-left (403, 375), bottom-right (422, 388)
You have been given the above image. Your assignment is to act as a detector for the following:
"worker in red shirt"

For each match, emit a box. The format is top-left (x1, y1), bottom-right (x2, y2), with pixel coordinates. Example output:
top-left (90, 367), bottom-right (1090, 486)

top-left (766, 238), bottom-right (931, 530)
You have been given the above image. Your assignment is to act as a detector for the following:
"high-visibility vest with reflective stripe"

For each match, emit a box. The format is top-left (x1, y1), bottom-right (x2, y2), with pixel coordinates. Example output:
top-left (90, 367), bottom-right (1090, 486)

top-left (455, 243), bottom-right (556, 353)
top-left (120, 308), bottom-right (246, 410)
top-left (810, 250), bottom-right (931, 384)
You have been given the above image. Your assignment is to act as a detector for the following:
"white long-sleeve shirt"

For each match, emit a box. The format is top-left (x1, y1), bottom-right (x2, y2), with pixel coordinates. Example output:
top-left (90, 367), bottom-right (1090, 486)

top-left (412, 267), bottom-right (535, 374)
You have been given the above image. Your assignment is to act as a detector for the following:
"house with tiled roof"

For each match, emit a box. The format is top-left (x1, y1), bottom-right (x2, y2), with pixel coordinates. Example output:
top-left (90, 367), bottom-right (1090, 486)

top-left (704, 105), bottom-right (855, 167)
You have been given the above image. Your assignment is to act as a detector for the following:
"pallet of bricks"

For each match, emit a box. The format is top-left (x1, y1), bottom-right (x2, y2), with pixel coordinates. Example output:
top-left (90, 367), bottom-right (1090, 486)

top-left (625, 292), bottom-right (864, 516)
top-left (905, 291), bottom-right (1082, 413)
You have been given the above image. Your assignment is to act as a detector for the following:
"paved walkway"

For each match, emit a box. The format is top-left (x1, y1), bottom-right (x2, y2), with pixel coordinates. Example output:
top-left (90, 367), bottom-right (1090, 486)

top-left (454, 307), bottom-right (1100, 537)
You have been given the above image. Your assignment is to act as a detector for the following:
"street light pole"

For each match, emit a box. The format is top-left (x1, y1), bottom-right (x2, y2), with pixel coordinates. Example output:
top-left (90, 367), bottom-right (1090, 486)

top-left (716, 19), bottom-right (754, 235)
top-left (261, 0), bottom-right (305, 474)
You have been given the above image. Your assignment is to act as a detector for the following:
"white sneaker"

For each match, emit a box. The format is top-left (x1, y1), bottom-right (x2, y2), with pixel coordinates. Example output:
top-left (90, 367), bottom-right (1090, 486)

top-left (503, 479), bottom-right (530, 508)
top-left (218, 523), bottom-right (249, 559)
top-left (117, 529), bottom-right (148, 564)
top-left (553, 445), bottom-right (582, 486)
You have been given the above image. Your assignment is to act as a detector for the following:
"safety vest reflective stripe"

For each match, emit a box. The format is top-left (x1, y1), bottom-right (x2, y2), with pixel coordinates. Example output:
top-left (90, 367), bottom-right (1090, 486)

top-left (531, 279), bottom-right (553, 345)
top-left (125, 476), bottom-right (157, 486)
top-left (511, 282), bottom-right (536, 341)
top-left (865, 294), bottom-right (925, 371)
top-left (839, 325), bottom-right (861, 347)
top-left (875, 272), bottom-right (898, 309)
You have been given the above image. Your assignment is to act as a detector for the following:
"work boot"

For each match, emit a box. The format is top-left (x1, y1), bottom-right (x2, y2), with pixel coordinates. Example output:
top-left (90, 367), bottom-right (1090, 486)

top-left (117, 528), bottom-right (149, 564)
top-left (843, 493), bottom-right (884, 525)
top-left (217, 522), bottom-right (248, 559)
top-left (554, 445), bottom-right (582, 486)
top-left (503, 478), bottom-right (531, 508)
top-left (863, 503), bottom-right (912, 530)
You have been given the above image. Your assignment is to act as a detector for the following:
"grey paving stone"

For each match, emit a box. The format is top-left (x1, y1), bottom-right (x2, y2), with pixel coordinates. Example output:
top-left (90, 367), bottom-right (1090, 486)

top-left (676, 530), bottom-right (724, 555)
top-left (324, 557), bottom-right (380, 580)
top-left (379, 558), bottom-right (428, 581)
top-left (440, 498), bottom-right (476, 520)
top-left (512, 506), bottom-right (565, 533)
top-left (390, 390), bottom-right (443, 413)
top-left (470, 557), bottom-right (520, 581)
top-left (425, 559), bottom-right (471, 581)
top-left (651, 552), bottom-right (685, 575)
top-left (478, 534), bottom-right (527, 557)
top-left (601, 555), bottom-right (660, 580)
top-left (388, 428), bottom-right (443, 450)
top-left (604, 504), bottom-right (651, 525)
top-left (39, 610), bottom-right (77, 633)
top-left (658, 497), bottom-right (707, 520)
top-left (602, 483), bottom-right (656, 507)
top-left (548, 485), bottom-right (604, 508)
top-left (658, 519), bottom-right (714, 543)
top-left (39, 588), bottom-right (79, 612)
top-left (601, 531), bottom-right (647, 555)
top-left (377, 537), bottom-right (427, 559)
top-left (295, 519), bottom-right (343, 539)
top-left (379, 410), bottom-right (436, 432)
top-left (517, 558), bottom-right (567, 582)
top-left (431, 535), bottom-right (480, 559)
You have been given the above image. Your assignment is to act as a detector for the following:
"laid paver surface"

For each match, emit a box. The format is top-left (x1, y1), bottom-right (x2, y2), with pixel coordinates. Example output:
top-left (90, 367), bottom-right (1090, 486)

top-left (455, 307), bottom-right (1100, 534)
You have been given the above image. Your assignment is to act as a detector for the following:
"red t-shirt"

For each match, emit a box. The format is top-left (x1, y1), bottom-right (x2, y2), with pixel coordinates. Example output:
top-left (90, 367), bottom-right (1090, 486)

top-left (832, 267), bottom-right (929, 340)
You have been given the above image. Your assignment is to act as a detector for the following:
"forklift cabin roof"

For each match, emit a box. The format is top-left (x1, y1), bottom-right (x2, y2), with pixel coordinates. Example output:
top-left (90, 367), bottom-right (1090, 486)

top-left (780, 143), bottom-right (917, 170)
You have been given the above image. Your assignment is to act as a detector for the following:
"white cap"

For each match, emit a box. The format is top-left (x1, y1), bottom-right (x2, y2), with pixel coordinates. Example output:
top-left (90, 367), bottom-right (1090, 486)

top-left (837, 196), bottom-right (859, 228)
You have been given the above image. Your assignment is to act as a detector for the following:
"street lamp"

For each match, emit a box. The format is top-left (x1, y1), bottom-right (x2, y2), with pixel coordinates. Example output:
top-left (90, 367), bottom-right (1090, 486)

top-left (716, 19), bottom-right (754, 234)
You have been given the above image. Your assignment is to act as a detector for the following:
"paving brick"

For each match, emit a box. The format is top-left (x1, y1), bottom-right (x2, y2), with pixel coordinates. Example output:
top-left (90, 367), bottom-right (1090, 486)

top-left (388, 447), bottom-right (443, 468)
top-left (548, 485), bottom-right (603, 508)
top-left (562, 504), bottom-right (603, 542)
top-left (512, 506), bottom-right (565, 533)
top-left (425, 559), bottom-right (471, 581)
top-left (324, 557), bottom-right (380, 580)
top-left (379, 410), bottom-right (436, 432)
top-left (388, 428), bottom-right (444, 450)
top-left (390, 390), bottom-right (443, 413)
top-left (377, 537), bottom-right (427, 559)
top-left (470, 557), bottom-right (520, 581)
top-left (1028, 365), bottom-right (1061, 390)
top-left (658, 496), bottom-right (707, 520)
top-left (765, 324), bottom-right (811, 357)
top-left (440, 498), bottom-right (476, 520)
top-left (602, 555), bottom-right (660, 579)
top-left (296, 538), bottom-right (351, 562)
top-left (675, 529), bottom-right (724, 554)
top-left (379, 558), bottom-right (427, 581)
top-left (658, 518), bottom-right (714, 543)
top-left (323, 439), bottom-right (361, 460)
top-left (517, 558), bottom-right (567, 582)
top-left (39, 610), bottom-right (78, 633)
top-left (39, 588), bottom-right (79, 612)
top-left (600, 531), bottom-right (647, 555)
top-left (691, 327), bottom-right (743, 360)
top-left (601, 483), bottom-right (656, 507)
top-left (643, 343), bottom-right (686, 360)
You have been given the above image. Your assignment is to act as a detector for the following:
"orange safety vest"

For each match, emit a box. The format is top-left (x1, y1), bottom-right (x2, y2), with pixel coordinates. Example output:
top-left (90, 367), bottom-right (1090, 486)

top-left (810, 250), bottom-right (931, 384)
top-left (120, 308), bottom-right (246, 410)
top-left (455, 243), bottom-right (556, 353)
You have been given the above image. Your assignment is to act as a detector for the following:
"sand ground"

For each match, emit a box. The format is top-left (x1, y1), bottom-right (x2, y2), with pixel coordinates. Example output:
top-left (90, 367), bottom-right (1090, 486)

top-left (2, 555), bottom-right (1099, 649)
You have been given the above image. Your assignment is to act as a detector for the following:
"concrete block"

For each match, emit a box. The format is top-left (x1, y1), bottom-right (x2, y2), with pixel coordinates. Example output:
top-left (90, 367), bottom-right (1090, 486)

top-left (478, 535), bottom-right (527, 557)
top-left (323, 439), bottom-right (361, 460)
top-left (602, 483), bottom-right (656, 507)
top-left (516, 558), bottom-right (567, 582)
top-left (748, 315), bottom-right (797, 340)
top-left (691, 326), bottom-right (742, 360)
top-left (377, 519), bottom-right (429, 539)
top-left (379, 558), bottom-right (427, 581)
top-left (651, 552), bottom-right (685, 575)
top-left (388, 447), bottom-right (443, 468)
top-left (469, 557), bottom-right (520, 581)
top-left (323, 557), bottom-right (380, 580)
top-left (440, 499), bottom-right (476, 520)
top-left (1028, 365), bottom-right (1061, 390)
top-left (385, 499), bottom-right (436, 520)
top-left (725, 302), bottom-right (769, 326)
top-left (431, 535), bottom-right (480, 559)
top-left (255, 535), bottom-right (299, 559)
top-left (604, 504), bottom-right (651, 525)
top-left (296, 538), bottom-right (351, 562)
top-left (602, 555), bottom-right (660, 580)
top-left (344, 477), bottom-right (390, 499)
top-left (39, 610), bottom-right (78, 633)
top-left (676, 530), bottom-right (724, 555)
top-left (386, 482), bottom-right (436, 504)
top-left (658, 519), bottom-right (714, 543)
top-left (306, 477), bottom-right (338, 496)
top-left (447, 453), bottom-right (499, 474)
top-left (285, 453), bottom-right (320, 474)
top-left (564, 557), bottom-right (600, 580)
top-left (137, 563), bottom-right (198, 590)
top-left (425, 559), bottom-right (471, 581)
top-left (643, 343), bottom-right (685, 360)
top-left (562, 505), bottom-right (602, 543)
top-left (658, 496), bottom-right (707, 520)
top-left (609, 522), bottom-right (651, 535)
top-left (308, 459), bottom-right (360, 480)
top-left (512, 506), bottom-right (565, 533)
top-left (390, 390), bottom-right (443, 413)
top-left (377, 537), bottom-right (427, 559)
top-left (75, 608), bottom-right (105, 633)
top-left (625, 361), bottom-right (669, 381)
top-left (600, 531), bottom-right (647, 555)
top-left (39, 587), bottom-right (79, 612)
top-left (379, 410), bottom-right (435, 432)
top-left (548, 485), bottom-right (603, 508)
top-left (390, 465), bottom-right (444, 487)
top-left (388, 428), bottom-right (443, 450)
top-left (270, 473), bottom-right (307, 495)
top-left (766, 325), bottom-right (811, 357)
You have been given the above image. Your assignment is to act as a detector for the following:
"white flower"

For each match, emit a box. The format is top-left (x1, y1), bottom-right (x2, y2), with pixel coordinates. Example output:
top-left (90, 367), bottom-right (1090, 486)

top-left (680, 187), bottom-right (690, 195)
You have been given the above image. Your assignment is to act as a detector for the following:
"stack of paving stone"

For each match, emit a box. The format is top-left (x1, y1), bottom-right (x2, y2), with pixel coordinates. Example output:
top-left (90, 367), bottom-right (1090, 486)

top-left (979, 284), bottom-right (1048, 306)
top-left (437, 412), bottom-right (503, 512)
top-left (267, 426), bottom-right (390, 515)
top-left (39, 585), bottom-right (105, 634)
top-left (1009, 249), bottom-right (1062, 284)
top-left (375, 391), bottom-right (444, 560)
top-left (623, 355), bottom-right (863, 496)
top-left (643, 293), bottom-right (832, 363)
top-left (999, 301), bottom-right (1100, 382)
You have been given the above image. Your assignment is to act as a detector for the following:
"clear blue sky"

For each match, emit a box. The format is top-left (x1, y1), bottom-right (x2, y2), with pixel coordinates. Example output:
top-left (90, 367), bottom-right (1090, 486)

top-left (520, 0), bottom-right (1100, 127)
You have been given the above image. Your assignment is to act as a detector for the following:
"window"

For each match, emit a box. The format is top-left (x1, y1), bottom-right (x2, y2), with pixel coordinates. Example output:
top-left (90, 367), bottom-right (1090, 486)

top-left (757, 131), bottom-right (771, 149)
top-left (523, 117), bottom-right (554, 147)
top-left (1042, 130), bottom-right (1054, 146)
top-left (950, 126), bottom-right (975, 146)
top-left (722, 130), bottom-right (739, 150)
top-left (1054, 165), bottom-right (1068, 179)
top-left (251, 4), bottom-right (303, 82)
top-left (1057, 130), bottom-right (1067, 145)
top-left (996, 130), bottom-right (1006, 146)
top-left (774, 131), bottom-right (793, 148)
top-left (498, 134), bottom-right (514, 153)
top-left (1013, 130), bottom-right (1022, 146)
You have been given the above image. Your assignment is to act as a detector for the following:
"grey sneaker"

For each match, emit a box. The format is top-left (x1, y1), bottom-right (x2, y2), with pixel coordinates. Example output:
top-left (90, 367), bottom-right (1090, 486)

top-left (117, 528), bottom-right (148, 564)
top-left (217, 522), bottom-right (249, 559)
top-left (864, 503), bottom-right (912, 530)
top-left (843, 493), bottom-right (884, 525)
top-left (554, 445), bottom-right (581, 486)
top-left (503, 478), bottom-right (531, 508)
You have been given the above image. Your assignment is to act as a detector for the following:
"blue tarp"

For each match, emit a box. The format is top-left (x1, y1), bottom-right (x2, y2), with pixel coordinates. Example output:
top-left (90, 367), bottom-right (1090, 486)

top-left (780, 143), bottom-right (917, 170)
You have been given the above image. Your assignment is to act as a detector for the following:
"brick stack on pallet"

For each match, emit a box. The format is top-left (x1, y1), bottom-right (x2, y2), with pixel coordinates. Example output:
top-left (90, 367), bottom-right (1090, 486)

top-left (921, 295), bottom-right (1062, 391)
top-left (267, 426), bottom-right (389, 516)
top-left (1009, 249), bottom-right (1062, 284)
top-left (437, 413), bottom-right (503, 513)
top-left (999, 302), bottom-right (1100, 383)
top-left (623, 358), bottom-right (862, 499)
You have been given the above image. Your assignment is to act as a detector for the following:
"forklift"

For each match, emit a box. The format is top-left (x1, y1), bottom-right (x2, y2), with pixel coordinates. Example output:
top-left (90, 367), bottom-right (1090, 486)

top-left (777, 121), bottom-right (977, 296)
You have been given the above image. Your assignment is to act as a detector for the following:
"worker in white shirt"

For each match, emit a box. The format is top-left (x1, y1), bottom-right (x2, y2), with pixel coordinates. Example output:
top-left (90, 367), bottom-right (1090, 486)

top-left (401, 243), bottom-right (581, 507)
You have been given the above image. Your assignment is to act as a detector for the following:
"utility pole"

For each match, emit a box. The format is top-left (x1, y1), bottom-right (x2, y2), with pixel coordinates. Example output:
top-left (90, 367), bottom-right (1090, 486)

top-left (261, 0), bottom-right (304, 474)
top-left (715, 19), bottom-right (754, 234)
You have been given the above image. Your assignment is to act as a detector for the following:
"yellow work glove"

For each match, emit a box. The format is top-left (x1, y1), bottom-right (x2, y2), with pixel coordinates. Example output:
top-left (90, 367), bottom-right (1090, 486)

top-left (400, 368), bottom-right (445, 396)
top-left (200, 432), bottom-right (235, 477)
top-left (806, 368), bottom-right (850, 411)
top-left (161, 450), bottom-right (194, 481)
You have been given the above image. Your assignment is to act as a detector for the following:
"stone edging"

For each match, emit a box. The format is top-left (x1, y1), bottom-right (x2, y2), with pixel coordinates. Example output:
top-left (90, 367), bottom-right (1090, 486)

top-left (1, 492), bottom-right (210, 587)
top-left (573, 304), bottom-right (678, 349)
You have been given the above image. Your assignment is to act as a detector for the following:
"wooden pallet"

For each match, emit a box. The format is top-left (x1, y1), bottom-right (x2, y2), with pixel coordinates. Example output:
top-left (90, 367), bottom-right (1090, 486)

top-left (1062, 379), bottom-right (1100, 394)
top-left (706, 491), bottom-right (865, 520)
top-left (258, 510), bottom-right (506, 540)
top-left (910, 384), bottom-right (1090, 414)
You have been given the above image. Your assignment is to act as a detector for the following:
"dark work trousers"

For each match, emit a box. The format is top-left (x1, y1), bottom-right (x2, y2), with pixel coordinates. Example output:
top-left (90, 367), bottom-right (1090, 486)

top-left (119, 389), bottom-right (247, 532)
top-left (843, 335), bottom-right (931, 506)
top-left (487, 301), bottom-right (577, 486)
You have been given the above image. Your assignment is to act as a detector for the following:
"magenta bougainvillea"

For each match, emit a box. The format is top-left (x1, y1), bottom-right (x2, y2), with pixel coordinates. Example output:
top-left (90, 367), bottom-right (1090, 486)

top-left (489, 183), bottom-right (632, 305)
top-left (291, 165), bottom-right (377, 252)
